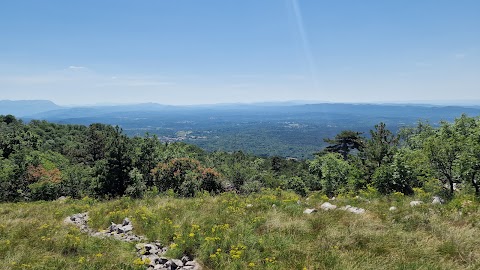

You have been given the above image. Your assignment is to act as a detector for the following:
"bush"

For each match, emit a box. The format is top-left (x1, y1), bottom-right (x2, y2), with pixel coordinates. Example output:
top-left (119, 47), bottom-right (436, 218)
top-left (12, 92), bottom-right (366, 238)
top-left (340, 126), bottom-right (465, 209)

top-left (28, 181), bottom-right (63, 201)
top-left (179, 171), bottom-right (202, 197)
top-left (200, 168), bottom-right (223, 194)
top-left (284, 176), bottom-right (307, 196)
top-left (151, 158), bottom-right (223, 197)
top-left (0, 158), bottom-right (20, 201)
top-left (125, 169), bottom-right (147, 198)
top-left (372, 151), bottom-right (417, 195)
top-left (240, 180), bottom-right (263, 194)
top-left (309, 153), bottom-right (351, 196)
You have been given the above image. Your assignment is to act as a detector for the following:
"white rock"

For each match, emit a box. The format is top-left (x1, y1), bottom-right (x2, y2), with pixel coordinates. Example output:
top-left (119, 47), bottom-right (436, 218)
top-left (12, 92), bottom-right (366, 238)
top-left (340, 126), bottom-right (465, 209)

top-left (108, 222), bottom-right (118, 233)
top-left (135, 243), bottom-right (145, 251)
top-left (246, 204), bottom-right (253, 208)
top-left (389, 206), bottom-right (397, 211)
top-left (320, 202), bottom-right (337, 210)
top-left (181, 256), bottom-right (191, 264)
top-left (171, 258), bottom-right (183, 267)
top-left (432, 196), bottom-right (444, 205)
top-left (63, 217), bottom-right (74, 225)
top-left (340, 205), bottom-right (365, 214)
top-left (303, 208), bottom-right (317, 214)
top-left (350, 208), bottom-right (365, 214)
top-left (122, 217), bottom-right (131, 226)
top-left (119, 224), bottom-right (133, 233)
top-left (142, 244), bottom-right (159, 255)
top-left (410, 200), bottom-right (423, 207)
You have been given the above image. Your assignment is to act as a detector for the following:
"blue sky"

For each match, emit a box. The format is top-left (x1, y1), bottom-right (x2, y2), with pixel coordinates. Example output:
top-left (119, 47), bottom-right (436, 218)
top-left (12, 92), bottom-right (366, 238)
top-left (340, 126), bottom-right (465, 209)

top-left (0, 0), bottom-right (479, 105)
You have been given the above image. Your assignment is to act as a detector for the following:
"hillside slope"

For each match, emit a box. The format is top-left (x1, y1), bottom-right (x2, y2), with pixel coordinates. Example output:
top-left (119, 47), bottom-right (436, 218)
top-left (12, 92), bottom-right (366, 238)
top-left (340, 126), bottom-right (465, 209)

top-left (1, 190), bottom-right (480, 270)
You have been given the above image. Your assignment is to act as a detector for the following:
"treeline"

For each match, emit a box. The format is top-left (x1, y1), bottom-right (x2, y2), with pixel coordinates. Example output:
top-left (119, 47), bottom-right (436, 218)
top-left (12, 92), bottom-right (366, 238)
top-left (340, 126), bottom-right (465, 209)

top-left (1, 114), bottom-right (480, 202)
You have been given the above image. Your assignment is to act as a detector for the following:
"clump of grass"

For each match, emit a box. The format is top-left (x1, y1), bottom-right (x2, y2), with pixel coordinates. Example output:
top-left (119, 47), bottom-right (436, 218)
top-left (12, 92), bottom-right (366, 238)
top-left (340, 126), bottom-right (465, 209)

top-left (0, 200), bottom-right (142, 270)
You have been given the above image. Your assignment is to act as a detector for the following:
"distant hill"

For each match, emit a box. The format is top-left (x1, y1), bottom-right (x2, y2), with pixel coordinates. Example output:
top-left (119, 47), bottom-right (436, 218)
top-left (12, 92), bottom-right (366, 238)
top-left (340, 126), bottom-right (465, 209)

top-left (11, 100), bottom-right (480, 158)
top-left (0, 100), bottom-right (63, 117)
top-left (2, 99), bottom-right (479, 157)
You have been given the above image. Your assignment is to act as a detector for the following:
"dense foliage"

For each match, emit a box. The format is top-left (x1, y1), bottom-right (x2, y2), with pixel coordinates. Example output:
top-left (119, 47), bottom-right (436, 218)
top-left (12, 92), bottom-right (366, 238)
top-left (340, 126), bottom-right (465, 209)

top-left (2, 114), bottom-right (480, 202)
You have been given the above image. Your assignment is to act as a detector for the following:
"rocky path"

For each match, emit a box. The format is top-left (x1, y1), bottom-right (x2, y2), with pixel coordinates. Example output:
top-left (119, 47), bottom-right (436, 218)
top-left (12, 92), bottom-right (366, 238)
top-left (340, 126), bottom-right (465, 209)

top-left (64, 213), bottom-right (202, 270)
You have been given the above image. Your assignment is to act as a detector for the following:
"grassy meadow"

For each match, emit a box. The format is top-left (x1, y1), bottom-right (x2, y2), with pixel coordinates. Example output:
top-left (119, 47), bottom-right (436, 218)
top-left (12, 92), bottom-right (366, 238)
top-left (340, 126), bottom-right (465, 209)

top-left (1, 189), bottom-right (480, 270)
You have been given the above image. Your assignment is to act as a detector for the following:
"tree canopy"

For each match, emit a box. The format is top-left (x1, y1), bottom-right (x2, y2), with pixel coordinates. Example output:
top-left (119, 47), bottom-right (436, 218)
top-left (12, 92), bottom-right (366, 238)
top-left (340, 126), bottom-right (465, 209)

top-left (1, 114), bottom-right (480, 202)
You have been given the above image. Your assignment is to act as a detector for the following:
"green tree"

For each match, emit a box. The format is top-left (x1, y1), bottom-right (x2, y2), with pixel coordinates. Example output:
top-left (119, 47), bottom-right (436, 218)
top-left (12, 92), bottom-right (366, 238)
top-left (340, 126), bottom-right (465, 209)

top-left (61, 165), bottom-right (91, 198)
top-left (92, 127), bottom-right (133, 197)
top-left (284, 176), bottom-right (307, 196)
top-left (0, 115), bottom-right (24, 159)
top-left (372, 150), bottom-right (419, 195)
top-left (133, 134), bottom-right (163, 187)
top-left (362, 122), bottom-right (399, 177)
top-left (124, 168), bottom-right (147, 198)
top-left (399, 121), bottom-right (435, 150)
top-left (86, 123), bottom-right (115, 165)
top-left (454, 115), bottom-right (480, 195)
top-left (309, 153), bottom-right (351, 196)
top-left (424, 121), bottom-right (462, 195)
top-left (0, 158), bottom-right (19, 201)
top-left (151, 157), bottom-right (222, 197)
top-left (323, 130), bottom-right (364, 160)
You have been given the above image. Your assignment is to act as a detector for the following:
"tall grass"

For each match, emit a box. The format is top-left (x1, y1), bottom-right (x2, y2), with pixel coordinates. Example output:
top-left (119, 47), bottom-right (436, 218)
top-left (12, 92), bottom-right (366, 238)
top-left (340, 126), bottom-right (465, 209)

top-left (1, 190), bottom-right (480, 269)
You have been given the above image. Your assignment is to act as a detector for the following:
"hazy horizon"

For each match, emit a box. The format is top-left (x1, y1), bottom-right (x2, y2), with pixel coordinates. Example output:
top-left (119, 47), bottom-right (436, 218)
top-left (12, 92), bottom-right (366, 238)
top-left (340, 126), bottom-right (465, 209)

top-left (3, 98), bottom-right (480, 108)
top-left (1, 1), bottom-right (479, 105)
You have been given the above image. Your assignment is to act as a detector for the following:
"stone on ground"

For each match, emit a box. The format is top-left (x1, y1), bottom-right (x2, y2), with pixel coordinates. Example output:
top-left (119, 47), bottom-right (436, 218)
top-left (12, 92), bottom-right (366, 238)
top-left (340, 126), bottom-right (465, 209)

top-left (320, 202), bottom-right (337, 210)
top-left (410, 200), bottom-right (423, 207)
top-left (340, 205), bottom-right (365, 214)
top-left (303, 208), bottom-right (317, 214)
top-left (432, 196), bottom-right (444, 205)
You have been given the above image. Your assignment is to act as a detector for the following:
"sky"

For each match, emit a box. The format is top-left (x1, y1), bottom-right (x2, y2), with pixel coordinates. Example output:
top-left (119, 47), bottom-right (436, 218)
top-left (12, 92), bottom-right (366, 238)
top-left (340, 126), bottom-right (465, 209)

top-left (0, 0), bottom-right (479, 105)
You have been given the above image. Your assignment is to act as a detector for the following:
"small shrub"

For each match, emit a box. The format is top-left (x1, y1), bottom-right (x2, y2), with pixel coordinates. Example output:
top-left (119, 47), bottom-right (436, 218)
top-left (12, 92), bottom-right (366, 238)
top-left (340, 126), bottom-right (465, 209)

top-left (284, 176), bottom-right (307, 197)
top-left (125, 169), bottom-right (147, 198)
top-left (28, 181), bottom-right (63, 201)
top-left (240, 180), bottom-right (263, 194)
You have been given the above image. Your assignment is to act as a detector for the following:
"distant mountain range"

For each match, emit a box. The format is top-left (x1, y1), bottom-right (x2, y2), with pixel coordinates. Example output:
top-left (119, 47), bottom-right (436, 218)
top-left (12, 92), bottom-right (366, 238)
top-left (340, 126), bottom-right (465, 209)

top-left (0, 100), bottom-right (62, 117)
top-left (2, 99), bottom-right (480, 119)
top-left (3, 99), bottom-right (480, 132)
top-left (3, 100), bottom-right (480, 131)
top-left (3, 99), bottom-right (480, 158)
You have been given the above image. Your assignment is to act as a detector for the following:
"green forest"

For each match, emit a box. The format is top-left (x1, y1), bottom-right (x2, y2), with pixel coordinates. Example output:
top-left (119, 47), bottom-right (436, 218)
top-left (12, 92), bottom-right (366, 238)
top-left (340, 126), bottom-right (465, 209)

top-left (2, 113), bottom-right (480, 202)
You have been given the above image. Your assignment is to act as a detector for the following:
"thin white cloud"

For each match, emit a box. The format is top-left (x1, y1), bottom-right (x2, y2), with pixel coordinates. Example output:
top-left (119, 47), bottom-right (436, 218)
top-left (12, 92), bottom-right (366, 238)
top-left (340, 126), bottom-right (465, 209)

top-left (68, 65), bottom-right (87, 70)
top-left (454, 53), bottom-right (466, 59)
